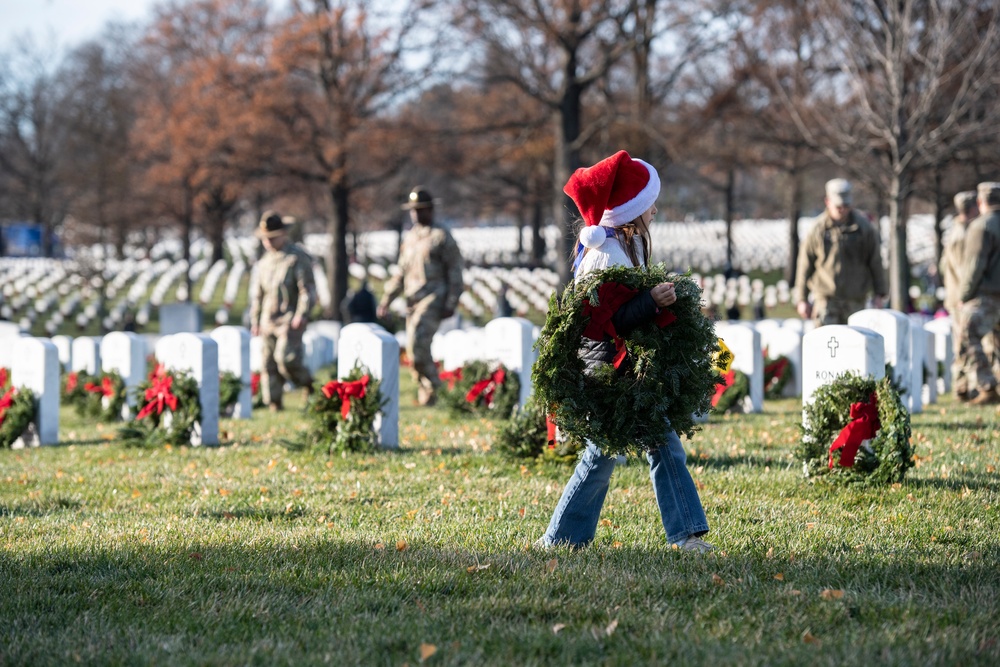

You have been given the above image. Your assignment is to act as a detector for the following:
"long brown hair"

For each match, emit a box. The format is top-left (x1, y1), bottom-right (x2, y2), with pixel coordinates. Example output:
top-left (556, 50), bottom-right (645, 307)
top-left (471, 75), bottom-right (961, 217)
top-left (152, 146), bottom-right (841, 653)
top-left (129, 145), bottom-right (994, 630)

top-left (574, 218), bottom-right (652, 268)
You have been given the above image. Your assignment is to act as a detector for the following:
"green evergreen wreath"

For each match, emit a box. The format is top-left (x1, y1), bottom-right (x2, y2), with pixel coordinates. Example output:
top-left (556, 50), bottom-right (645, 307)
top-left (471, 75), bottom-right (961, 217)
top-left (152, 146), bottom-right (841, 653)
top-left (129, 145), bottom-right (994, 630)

top-left (439, 360), bottom-right (521, 418)
top-left (219, 371), bottom-right (243, 415)
top-left (75, 370), bottom-right (127, 422)
top-left (764, 355), bottom-right (793, 399)
top-left (306, 365), bottom-right (386, 455)
top-left (800, 373), bottom-right (913, 485)
top-left (712, 369), bottom-right (750, 414)
top-left (494, 397), bottom-right (584, 463)
top-left (118, 367), bottom-right (202, 448)
top-left (533, 264), bottom-right (724, 457)
top-left (0, 387), bottom-right (37, 448)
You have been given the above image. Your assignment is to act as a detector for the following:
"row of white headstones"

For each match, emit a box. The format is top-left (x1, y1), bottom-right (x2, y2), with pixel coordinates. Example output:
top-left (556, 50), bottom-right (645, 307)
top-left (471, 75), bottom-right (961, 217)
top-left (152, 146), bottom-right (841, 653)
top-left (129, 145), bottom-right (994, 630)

top-left (1, 305), bottom-right (956, 449)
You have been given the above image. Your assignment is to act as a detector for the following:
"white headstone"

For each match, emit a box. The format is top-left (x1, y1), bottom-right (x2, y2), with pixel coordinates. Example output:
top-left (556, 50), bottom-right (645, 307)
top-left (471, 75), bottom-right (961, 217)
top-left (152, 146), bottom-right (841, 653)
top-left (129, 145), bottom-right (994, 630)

top-left (159, 303), bottom-right (202, 334)
top-left (250, 336), bottom-right (263, 373)
top-left (156, 333), bottom-right (219, 445)
top-left (802, 325), bottom-right (885, 406)
top-left (51, 335), bottom-right (73, 372)
top-left (210, 325), bottom-right (252, 419)
top-left (847, 309), bottom-right (912, 409)
top-left (337, 323), bottom-right (399, 448)
top-left (306, 320), bottom-right (341, 361)
top-left (71, 336), bottom-right (102, 374)
top-left (11, 337), bottom-right (59, 446)
top-left (101, 332), bottom-right (147, 417)
top-left (303, 330), bottom-right (334, 374)
top-left (714, 322), bottom-right (764, 412)
top-left (0, 321), bottom-right (22, 338)
top-left (484, 316), bottom-right (535, 406)
top-left (923, 318), bottom-right (954, 394)
top-left (438, 328), bottom-right (485, 371)
top-left (757, 326), bottom-right (803, 397)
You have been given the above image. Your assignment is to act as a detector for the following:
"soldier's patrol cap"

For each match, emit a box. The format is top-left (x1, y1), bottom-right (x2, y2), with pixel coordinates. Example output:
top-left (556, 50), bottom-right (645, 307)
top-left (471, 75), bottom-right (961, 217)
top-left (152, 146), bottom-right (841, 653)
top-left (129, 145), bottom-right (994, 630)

top-left (953, 191), bottom-right (977, 213)
top-left (976, 182), bottom-right (1000, 206)
top-left (401, 186), bottom-right (435, 210)
top-left (255, 210), bottom-right (292, 238)
top-left (825, 178), bottom-right (852, 206)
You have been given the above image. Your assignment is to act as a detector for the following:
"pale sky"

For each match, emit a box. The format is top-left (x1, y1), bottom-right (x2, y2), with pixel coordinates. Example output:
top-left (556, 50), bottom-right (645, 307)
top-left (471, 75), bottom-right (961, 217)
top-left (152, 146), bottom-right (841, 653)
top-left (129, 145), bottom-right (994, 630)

top-left (1, 0), bottom-right (160, 51)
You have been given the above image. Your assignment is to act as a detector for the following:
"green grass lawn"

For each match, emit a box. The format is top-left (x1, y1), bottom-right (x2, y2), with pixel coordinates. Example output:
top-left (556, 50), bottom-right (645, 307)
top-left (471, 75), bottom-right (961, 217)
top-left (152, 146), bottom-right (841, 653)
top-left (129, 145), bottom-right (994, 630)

top-left (2, 375), bottom-right (999, 666)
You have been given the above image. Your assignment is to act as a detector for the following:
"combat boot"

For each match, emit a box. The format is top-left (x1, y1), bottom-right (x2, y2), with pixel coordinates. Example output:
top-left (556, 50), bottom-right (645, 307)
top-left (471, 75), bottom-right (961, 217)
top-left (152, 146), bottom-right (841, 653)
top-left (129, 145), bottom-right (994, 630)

top-left (969, 387), bottom-right (1000, 406)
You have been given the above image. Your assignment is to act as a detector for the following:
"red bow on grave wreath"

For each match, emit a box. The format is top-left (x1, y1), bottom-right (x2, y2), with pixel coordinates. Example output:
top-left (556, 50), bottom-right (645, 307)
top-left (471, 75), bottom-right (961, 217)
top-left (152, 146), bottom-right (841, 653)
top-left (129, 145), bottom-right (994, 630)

top-left (582, 283), bottom-right (677, 369)
top-left (546, 413), bottom-right (557, 450)
top-left (250, 372), bottom-right (260, 396)
top-left (84, 376), bottom-right (115, 398)
top-left (712, 369), bottom-right (736, 408)
top-left (0, 387), bottom-right (15, 428)
top-left (764, 357), bottom-right (790, 390)
top-left (466, 368), bottom-right (506, 406)
top-left (136, 373), bottom-right (178, 420)
top-left (65, 371), bottom-right (78, 393)
top-left (321, 375), bottom-right (370, 418)
top-left (149, 363), bottom-right (167, 381)
top-left (439, 368), bottom-right (463, 390)
top-left (0, 368), bottom-right (9, 389)
top-left (828, 392), bottom-right (880, 469)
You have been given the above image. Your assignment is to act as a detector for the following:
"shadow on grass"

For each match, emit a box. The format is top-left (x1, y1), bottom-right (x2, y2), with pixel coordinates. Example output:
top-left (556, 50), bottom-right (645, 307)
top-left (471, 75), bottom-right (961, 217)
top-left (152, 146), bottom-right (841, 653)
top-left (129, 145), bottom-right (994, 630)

top-left (0, 496), bottom-right (83, 516)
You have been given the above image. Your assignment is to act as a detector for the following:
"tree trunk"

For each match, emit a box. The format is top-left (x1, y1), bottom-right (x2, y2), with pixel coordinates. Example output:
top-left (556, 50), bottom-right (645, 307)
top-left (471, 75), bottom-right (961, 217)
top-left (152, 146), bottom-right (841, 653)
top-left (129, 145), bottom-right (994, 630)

top-left (327, 178), bottom-right (350, 320)
top-left (182, 186), bottom-right (194, 301)
top-left (932, 166), bottom-right (946, 268)
top-left (785, 151), bottom-right (803, 286)
top-left (554, 70), bottom-right (583, 285)
top-left (888, 175), bottom-right (909, 311)
top-left (724, 167), bottom-right (735, 270)
top-left (530, 190), bottom-right (545, 267)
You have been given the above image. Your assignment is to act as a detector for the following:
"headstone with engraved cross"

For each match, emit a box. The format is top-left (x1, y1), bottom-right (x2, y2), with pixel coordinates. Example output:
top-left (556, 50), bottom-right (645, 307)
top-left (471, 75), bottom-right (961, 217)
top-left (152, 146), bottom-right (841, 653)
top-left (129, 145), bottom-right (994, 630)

top-left (801, 325), bottom-right (885, 406)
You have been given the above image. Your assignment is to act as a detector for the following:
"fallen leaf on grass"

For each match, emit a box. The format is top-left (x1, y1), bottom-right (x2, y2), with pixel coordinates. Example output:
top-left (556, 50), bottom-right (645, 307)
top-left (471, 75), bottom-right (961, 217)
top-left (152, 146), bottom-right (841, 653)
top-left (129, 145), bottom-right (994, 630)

top-left (222, 512), bottom-right (235, 520)
top-left (131, 489), bottom-right (141, 498)
top-left (374, 543), bottom-right (385, 550)
top-left (802, 630), bottom-right (820, 644)
top-left (466, 563), bottom-right (490, 573)
top-left (545, 558), bottom-right (558, 574)
top-left (712, 573), bottom-right (725, 586)
top-left (612, 541), bottom-right (623, 549)
top-left (419, 643), bottom-right (437, 661)
top-left (404, 462), bottom-right (416, 469)
top-left (766, 547), bottom-right (774, 558)
top-left (789, 589), bottom-right (802, 596)
top-left (605, 619), bottom-right (618, 636)
top-left (773, 573), bottom-right (784, 581)
top-left (189, 553), bottom-right (203, 561)
top-left (820, 589), bottom-right (845, 600)
top-left (552, 623), bottom-right (566, 635)
top-left (218, 488), bottom-right (231, 496)
top-left (599, 519), bottom-right (612, 527)
top-left (396, 540), bottom-right (408, 552)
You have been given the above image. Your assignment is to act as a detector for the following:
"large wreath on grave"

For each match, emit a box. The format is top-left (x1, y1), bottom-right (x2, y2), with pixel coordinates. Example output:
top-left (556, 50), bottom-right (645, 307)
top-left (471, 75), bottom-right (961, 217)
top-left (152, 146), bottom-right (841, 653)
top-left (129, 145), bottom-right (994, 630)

top-left (493, 396), bottom-right (584, 463)
top-left (764, 353), bottom-right (794, 399)
top-left (712, 368), bottom-right (750, 414)
top-left (219, 371), bottom-right (243, 416)
top-left (439, 360), bottom-right (521, 417)
top-left (306, 364), bottom-right (386, 454)
top-left (66, 370), bottom-right (127, 422)
top-left (0, 368), bottom-right (36, 448)
top-left (533, 264), bottom-right (726, 457)
top-left (800, 372), bottom-right (913, 485)
top-left (118, 365), bottom-right (202, 448)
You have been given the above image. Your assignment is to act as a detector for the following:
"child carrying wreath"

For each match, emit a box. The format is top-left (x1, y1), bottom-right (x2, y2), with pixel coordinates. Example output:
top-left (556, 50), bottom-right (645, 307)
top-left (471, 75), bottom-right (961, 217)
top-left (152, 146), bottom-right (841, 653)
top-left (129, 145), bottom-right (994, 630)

top-left (533, 151), bottom-right (718, 553)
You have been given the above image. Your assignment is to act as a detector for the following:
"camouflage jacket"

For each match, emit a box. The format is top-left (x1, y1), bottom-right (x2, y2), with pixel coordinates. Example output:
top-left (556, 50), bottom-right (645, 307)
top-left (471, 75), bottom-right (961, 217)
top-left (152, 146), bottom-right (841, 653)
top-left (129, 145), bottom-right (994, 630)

top-left (794, 209), bottom-right (888, 303)
top-left (381, 223), bottom-right (464, 312)
top-left (249, 243), bottom-right (317, 333)
top-left (959, 209), bottom-right (1000, 301)
top-left (939, 218), bottom-right (968, 314)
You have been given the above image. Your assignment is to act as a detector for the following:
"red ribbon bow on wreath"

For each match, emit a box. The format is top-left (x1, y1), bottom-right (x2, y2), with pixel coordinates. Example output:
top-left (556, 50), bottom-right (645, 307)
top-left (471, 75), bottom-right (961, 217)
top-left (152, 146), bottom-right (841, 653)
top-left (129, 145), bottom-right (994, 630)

top-left (136, 373), bottom-right (179, 420)
top-left (711, 369), bottom-right (736, 407)
top-left (65, 371), bottom-right (78, 393)
top-left (439, 368), bottom-right (463, 390)
top-left (84, 376), bottom-right (116, 398)
top-left (582, 282), bottom-right (677, 369)
top-left (764, 357), bottom-right (790, 392)
top-left (0, 387), bottom-right (15, 428)
top-left (321, 375), bottom-right (370, 418)
top-left (250, 372), bottom-right (260, 397)
top-left (828, 392), bottom-right (880, 469)
top-left (466, 368), bottom-right (506, 406)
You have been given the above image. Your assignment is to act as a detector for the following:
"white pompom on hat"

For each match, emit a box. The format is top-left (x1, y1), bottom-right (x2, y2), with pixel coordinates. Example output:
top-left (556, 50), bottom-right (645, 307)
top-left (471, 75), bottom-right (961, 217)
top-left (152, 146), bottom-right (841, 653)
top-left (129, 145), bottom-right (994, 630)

top-left (564, 150), bottom-right (660, 250)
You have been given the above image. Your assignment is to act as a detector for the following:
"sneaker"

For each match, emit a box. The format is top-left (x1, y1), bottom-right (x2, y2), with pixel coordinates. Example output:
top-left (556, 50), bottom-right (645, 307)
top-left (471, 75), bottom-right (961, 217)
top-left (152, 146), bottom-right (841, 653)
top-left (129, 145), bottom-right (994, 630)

top-left (674, 535), bottom-right (714, 553)
top-left (970, 388), bottom-right (1000, 406)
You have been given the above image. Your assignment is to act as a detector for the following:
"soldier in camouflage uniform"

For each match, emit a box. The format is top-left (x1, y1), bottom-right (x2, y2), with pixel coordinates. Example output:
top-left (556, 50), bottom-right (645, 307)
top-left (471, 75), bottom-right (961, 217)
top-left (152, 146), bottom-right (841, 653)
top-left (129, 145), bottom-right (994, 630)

top-left (249, 211), bottom-right (317, 411)
top-left (939, 191), bottom-right (978, 400)
top-left (377, 187), bottom-right (464, 406)
top-left (794, 179), bottom-right (888, 326)
top-left (957, 182), bottom-right (1000, 406)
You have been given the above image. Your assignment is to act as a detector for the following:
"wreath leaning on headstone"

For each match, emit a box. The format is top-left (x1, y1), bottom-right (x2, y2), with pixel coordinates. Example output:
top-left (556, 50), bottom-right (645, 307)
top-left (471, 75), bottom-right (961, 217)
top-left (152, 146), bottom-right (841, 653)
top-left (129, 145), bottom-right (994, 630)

top-left (800, 372), bottom-right (913, 485)
top-left (533, 264), bottom-right (726, 457)
top-left (219, 371), bottom-right (243, 416)
top-left (493, 396), bottom-right (584, 463)
top-left (438, 360), bottom-right (521, 418)
top-left (118, 365), bottom-right (202, 448)
top-left (0, 379), bottom-right (37, 449)
top-left (712, 368), bottom-right (750, 414)
top-left (306, 364), bottom-right (386, 455)
top-left (70, 370), bottom-right (127, 422)
top-left (764, 353), bottom-right (794, 399)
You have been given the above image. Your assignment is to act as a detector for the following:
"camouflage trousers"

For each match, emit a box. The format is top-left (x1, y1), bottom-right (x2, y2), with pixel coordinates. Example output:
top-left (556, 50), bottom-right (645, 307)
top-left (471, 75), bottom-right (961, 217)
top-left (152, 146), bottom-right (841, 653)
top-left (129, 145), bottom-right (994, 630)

top-left (950, 310), bottom-right (974, 394)
top-left (812, 298), bottom-right (865, 327)
top-left (406, 301), bottom-right (443, 404)
top-left (261, 326), bottom-right (313, 405)
top-left (959, 295), bottom-right (1000, 392)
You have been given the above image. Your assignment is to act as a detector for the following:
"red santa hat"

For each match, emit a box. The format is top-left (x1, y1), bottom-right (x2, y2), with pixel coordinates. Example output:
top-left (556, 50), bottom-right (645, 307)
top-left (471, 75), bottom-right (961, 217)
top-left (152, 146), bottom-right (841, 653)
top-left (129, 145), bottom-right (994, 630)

top-left (564, 150), bottom-right (660, 249)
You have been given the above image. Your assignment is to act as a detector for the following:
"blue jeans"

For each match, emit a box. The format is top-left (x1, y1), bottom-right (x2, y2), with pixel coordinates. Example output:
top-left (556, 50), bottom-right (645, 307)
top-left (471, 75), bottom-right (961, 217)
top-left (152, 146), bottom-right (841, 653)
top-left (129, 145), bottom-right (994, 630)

top-left (541, 431), bottom-right (709, 547)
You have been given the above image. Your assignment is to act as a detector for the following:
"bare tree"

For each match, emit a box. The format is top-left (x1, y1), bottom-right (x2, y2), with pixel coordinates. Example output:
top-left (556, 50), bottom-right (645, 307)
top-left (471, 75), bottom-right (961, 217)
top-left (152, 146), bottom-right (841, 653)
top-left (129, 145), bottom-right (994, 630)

top-left (774, 0), bottom-right (1000, 310)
